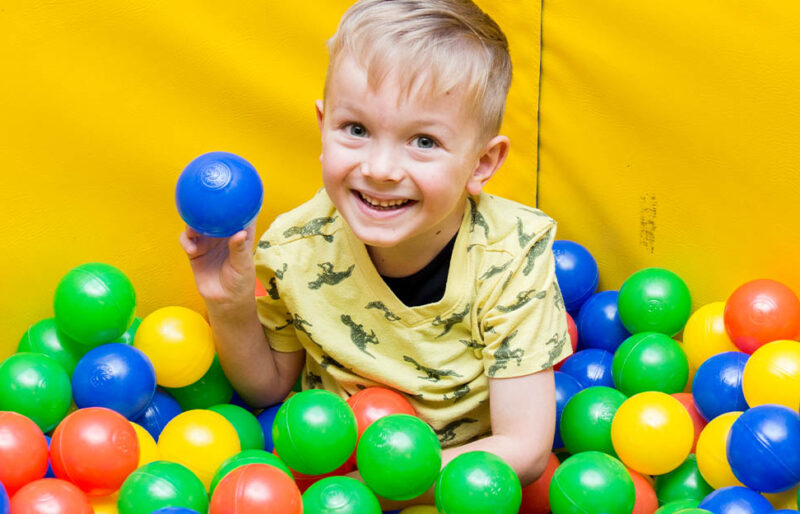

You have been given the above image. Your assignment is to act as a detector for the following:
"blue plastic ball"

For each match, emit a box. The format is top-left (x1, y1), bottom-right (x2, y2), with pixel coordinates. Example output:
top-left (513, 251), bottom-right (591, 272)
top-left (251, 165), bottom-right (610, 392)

top-left (256, 402), bottom-right (282, 452)
top-left (692, 351), bottom-right (749, 422)
top-left (175, 151), bottom-right (264, 237)
top-left (576, 290), bottom-right (631, 353)
top-left (560, 349), bottom-right (615, 389)
top-left (0, 480), bottom-right (9, 514)
top-left (44, 434), bottom-right (56, 478)
top-left (150, 508), bottom-right (202, 514)
top-left (132, 388), bottom-right (183, 440)
top-left (553, 371), bottom-right (584, 449)
top-left (727, 404), bottom-right (800, 493)
top-left (553, 240), bottom-right (599, 314)
top-left (72, 342), bottom-right (157, 419)
top-left (698, 486), bottom-right (773, 514)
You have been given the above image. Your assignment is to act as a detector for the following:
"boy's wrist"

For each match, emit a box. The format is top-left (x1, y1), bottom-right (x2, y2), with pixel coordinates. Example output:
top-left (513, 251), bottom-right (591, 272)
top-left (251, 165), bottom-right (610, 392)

top-left (204, 294), bottom-right (258, 321)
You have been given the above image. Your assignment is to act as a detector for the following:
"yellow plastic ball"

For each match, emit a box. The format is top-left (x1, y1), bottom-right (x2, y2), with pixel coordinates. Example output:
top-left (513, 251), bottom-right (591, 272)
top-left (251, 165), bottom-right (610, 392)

top-left (157, 409), bottom-right (241, 491)
top-left (399, 507), bottom-right (439, 514)
top-left (695, 411), bottom-right (744, 489)
top-left (742, 339), bottom-right (800, 409)
top-left (134, 306), bottom-right (215, 388)
top-left (763, 485), bottom-right (799, 510)
top-left (611, 391), bottom-right (693, 475)
top-left (682, 302), bottom-right (738, 372)
top-left (130, 421), bottom-right (159, 468)
top-left (89, 492), bottom-right (119, 514)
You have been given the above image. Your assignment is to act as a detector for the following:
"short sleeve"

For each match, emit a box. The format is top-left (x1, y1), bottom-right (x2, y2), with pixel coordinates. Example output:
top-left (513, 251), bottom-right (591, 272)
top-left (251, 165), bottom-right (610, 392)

top-left (478, 222), bottom-right (572, 378)
top-left (254, 242), bottom-right (304, 353)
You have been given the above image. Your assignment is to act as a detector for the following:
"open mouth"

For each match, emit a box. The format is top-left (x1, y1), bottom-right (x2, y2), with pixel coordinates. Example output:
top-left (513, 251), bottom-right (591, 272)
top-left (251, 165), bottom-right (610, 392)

top-left (356, 191), bottom-right (415, 211)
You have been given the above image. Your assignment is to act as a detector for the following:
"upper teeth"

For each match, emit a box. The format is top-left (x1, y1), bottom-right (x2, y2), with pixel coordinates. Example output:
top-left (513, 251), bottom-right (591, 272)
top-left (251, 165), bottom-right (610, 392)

top-left (360, 192), bottom-right (409, 207)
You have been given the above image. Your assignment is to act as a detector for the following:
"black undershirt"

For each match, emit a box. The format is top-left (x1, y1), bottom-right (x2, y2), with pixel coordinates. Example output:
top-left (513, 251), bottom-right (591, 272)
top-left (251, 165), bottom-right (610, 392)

top-left (380, 233), bottom-right (458, 307)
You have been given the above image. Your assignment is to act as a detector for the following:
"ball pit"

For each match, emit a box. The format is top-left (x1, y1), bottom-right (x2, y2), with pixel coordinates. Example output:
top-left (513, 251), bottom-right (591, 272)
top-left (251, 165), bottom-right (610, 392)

top-left (10, 478), bottom-right (92, 514)
top-left (617, 267), bottom-right (691, 336)
top-left (53, 262), bottom-right (137, 347)
top-left (0, 482), bottom-right (8, 514)
top-left (175, 151), bottom-right (264, 238)
top-left (655, 454), bottom-right (714, 505)
top-left (724, 279), bottom-right (800, 354)
top-left (256, 401), bottom-right (282, 452)
top-left (273, 389), bottom-right (358, 476)
top-left (435, 451), bottom-right (522, 514)
top-left (628, 467), bottom-right (659, 514)
top-left (209, 449), bottom-right (292, 495)
top-left (559, 348), bottom-right (615, 389)
top-left (356, 413), bottom-right (441, 501)
top-left (575, 290), bottom-right (630, 353)
top-left (698, 486), bottom-right (774, 514)
top-left (553, 371), bottom-right (583, 449)
top-left (560, 385), bottom-right (627, 456)
top-left (552, 240), bottom-right (599, 314)
top-left (302, 476), bottom-right (382, 514)
top-left (209, 403), bottom-right (265, 451)
top-left (612, 332), bottom-right (689, 395)
top-left (130, 421), bottom-right (160, 468)
top-left (71, 342), bottom-right (157, 419)
top-left (695, 411), bottom-right (744, 489)
top-left (682, 302), bottom-right (738, 374)
top-left (134, 306), bottom-right (215, 388)
top-left (518, 453), bottom-right (560, 514)
top-left (671, 392), bottom-right (707, 453)
top-left (17, 318), bottom-right (86, 375)
top-left (166, 356), bottom-right (234, 411)
top-left (346, 386), bottom-right (416, 439)
top-left (132, 388), bottom-right (183, 439)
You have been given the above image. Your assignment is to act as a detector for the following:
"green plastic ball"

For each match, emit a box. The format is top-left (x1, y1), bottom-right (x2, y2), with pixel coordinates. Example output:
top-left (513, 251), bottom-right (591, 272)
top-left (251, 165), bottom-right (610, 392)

top-left (53, 262), bottom-right (137, 346)
top-left (208, 403), bottom-right (265, 451)
top-left (549, 451), bottom-right (635, 514)
top-left (356, 413), bottom-right (441, 501)
top-left (0, 352), bottom-right (72, 432)
top-left (209, 449), bottom-right (293, 496)
top-left (654, 454), bottom-right (713, 505)
top-left (654, 499), bottom-right (702, 514)
top-left (117, 460), bottom-right (208, 514)
top-left (434, 451), bottom-right (521, 514)
top-left (113, 317), bottom-right (142, 345)
top-left (302, 476), bottom-right (382, 514)
top-left (612, 332), bottom-right (689, 395)
top-left (560, 386), bottom-right (627, 456)
top-left (272, 390), bottom-right (357, 476)
top-left (166, 356), bottom-right (234, 410)
top-left (17, 318), bottom-right (86, 376)
top-left (617, 268), bottom-right (691, 336)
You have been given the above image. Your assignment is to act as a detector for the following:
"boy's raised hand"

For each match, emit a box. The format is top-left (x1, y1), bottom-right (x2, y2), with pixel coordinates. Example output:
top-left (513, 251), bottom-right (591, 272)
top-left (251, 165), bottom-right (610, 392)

top-left (179, 224), bottom-right (257, 308)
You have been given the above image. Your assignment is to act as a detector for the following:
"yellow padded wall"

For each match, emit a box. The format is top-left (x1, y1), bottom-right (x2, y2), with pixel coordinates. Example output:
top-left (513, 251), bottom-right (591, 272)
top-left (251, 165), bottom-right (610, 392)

top-left (539, 0), bottom-right (800, 307)
top-left (0, 1), bottom-right (540, 358)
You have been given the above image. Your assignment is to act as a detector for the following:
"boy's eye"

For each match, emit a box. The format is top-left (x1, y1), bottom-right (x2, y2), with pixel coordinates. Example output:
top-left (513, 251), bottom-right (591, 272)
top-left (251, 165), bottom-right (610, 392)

top-left (413, 135), bottom-right (438, 149)
top-left (346, 123), bottom-right (367, 137)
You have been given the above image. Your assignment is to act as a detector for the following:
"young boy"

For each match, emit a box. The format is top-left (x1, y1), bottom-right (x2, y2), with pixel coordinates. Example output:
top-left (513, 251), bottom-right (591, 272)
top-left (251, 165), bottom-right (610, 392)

top-left (180, 0), bottom-right (571, 506)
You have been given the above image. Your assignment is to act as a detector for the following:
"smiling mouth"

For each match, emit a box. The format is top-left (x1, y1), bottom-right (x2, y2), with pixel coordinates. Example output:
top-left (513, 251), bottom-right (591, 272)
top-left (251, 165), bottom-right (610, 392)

top-left (356, 191), bottom-right (414, 210)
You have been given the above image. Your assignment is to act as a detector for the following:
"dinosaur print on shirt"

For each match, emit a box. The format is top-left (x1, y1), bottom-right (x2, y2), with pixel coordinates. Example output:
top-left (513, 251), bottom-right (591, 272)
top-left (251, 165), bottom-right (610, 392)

top-left (403, 356), bottom-right (463, 382)
top-left (340, 315), bottom-right (379, 358)
top-left (487, 330), bottom-right (524, 377)
top-left (283, 216), bottom-right (338, 242)
top-left (308, 262), bottom-right (355, 289)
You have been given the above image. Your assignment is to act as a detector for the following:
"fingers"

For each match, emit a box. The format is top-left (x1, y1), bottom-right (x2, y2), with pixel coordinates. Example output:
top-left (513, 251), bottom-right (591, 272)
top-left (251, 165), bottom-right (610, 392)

top-left (179, 229), bottom-right (198, 257)
top-left (228, 230), bottom-right (254, 272)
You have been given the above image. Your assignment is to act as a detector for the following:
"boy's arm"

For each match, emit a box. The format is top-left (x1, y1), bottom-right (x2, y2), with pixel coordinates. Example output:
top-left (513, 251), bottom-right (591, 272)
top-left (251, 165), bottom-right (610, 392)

top-left (179, 225), bottom-right (304, 408)
top-left (355, 368), bottom-right (556, 510)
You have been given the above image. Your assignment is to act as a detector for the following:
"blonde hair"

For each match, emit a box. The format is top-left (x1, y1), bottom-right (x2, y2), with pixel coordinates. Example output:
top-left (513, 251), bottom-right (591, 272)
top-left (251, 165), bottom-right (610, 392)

top-left (325, 0), bottom-right (512, 141)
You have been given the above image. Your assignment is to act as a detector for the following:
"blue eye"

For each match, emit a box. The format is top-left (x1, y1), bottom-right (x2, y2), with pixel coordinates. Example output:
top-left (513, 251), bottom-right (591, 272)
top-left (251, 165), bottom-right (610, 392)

top-left (347, 123), bottom-right (367, 137)
top-left (413, 136), bottom-right (438, 149)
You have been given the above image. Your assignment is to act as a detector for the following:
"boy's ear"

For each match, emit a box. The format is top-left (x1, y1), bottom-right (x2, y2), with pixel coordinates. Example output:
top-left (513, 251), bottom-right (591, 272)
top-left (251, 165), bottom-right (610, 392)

top-left (466, 135), bottom-right (510, 196)
top-left (315, 100), bottom-right (325, 131)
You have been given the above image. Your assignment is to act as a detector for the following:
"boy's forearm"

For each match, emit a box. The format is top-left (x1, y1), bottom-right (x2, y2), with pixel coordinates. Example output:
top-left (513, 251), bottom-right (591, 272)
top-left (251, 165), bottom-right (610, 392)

top-left (349, 433), bottom-right (549, 510)
top-left (205, 299), bottom-right (289, 408)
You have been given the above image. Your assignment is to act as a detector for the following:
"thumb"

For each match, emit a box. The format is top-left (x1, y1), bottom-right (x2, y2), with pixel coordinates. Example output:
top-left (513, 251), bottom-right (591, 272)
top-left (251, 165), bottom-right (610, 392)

top-left (227, 230), bottom-right (254, 272)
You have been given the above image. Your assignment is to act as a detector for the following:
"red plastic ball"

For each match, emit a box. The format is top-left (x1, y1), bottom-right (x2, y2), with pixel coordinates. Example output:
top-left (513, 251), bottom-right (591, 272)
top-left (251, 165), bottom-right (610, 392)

top-left (724, 279), bottom-right (800, 354)
top-left (671, 392), bottom-right (707, 453)
top-left (519, 453), bottom-right (560, 513)
top-left (275, 448), bottom-right (356, 494)
top-left (10, 478), bottom-right (92, 514)
top-left (555, 313), bottom-right (579, 371)
top-left (628, 468), bottom-right (658, 514)
top-left (209, 463), bottom-right (302, 513)
top-left (346, 387), bottom-right (416, 439)
top-left (50, 407), bottom-right (139, 496)
top-left (0, 411), bottom-right (48, 495)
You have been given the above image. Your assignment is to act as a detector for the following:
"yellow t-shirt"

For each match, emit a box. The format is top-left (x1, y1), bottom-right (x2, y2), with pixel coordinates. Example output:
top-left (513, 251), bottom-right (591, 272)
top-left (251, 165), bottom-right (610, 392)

top-left (255, 190), bottom-right (571, 447)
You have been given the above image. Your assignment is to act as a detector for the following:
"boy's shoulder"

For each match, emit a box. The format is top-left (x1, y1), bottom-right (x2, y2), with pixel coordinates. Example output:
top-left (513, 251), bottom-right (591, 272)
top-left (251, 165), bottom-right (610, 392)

top-left (470, 193), bottom-right (556, 252)
top-left (259, 189), bottom-right (342, 248)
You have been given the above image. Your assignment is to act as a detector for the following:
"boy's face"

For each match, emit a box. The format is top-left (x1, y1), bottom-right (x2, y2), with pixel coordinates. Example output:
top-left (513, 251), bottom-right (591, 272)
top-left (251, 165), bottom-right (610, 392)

top-left (317, 56), bottom-right (492, 255)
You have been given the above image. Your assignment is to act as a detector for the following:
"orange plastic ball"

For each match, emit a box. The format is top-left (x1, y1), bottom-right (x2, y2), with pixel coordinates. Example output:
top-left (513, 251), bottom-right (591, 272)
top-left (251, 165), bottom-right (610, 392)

top-left (0, 411), bottom-right (48, 496)
top-left (671, 392), bottom-right (707, 453)
top-left (347, 387), bottom-right (416, 439)
top-left (519, 453), bottom-right (560, 514)
top-left (724, 279), bottom-right (800, 354)
top-left (209, 463), bottom-right (302, 514)
top-left (628, 467), bottom-right (659, 514)
top-left (50, 407), bottom-right (139, 496)
top-left (10, 478), bottom-right (93, 514)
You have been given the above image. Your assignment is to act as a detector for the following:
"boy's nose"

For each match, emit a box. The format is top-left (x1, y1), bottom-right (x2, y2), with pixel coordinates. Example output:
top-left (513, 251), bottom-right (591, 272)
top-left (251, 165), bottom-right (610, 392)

top-left (362, 144), bottom-right (402, 182)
